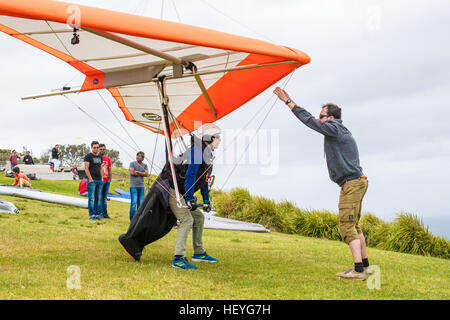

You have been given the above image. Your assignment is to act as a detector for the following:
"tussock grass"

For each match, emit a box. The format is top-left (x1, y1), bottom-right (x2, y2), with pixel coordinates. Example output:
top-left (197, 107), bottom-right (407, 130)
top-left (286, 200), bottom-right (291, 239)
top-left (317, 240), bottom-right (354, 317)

top-left (380, 213), bottom-right (450, 259)
top-left (293, 209), bottom-right (341, 241)
top-left (211, 188), bottom-right (450, 260)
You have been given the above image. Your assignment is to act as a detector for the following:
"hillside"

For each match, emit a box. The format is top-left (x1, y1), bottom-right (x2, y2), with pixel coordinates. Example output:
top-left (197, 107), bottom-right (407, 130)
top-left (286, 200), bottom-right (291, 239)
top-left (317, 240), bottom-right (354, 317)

top-left (0, 174), bottom-right (449, 299)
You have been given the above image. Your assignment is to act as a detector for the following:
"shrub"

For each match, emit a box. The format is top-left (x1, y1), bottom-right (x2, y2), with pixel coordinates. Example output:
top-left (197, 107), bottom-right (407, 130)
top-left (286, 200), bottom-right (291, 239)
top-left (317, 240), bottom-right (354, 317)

top-left (360, 213), bottom-right (390, 247)
top-left (430, 237), bottom-right (450, 260)
top-left (274, 200), bottom-right (298, 234)
top-left (213, 188), bottom-right (252, 219)
top-left (212, 189), bottom-right (450, 260)
top-left (229, 188), bottom-right (252, 213)
top-left (381, 213), bottom-right (450, 259)
top-left (239, 196), bottom-right (273, 227)
top-left (293, 209), bottom-right (341, 240)
top-left (213, 192), bottom-right (235, 218)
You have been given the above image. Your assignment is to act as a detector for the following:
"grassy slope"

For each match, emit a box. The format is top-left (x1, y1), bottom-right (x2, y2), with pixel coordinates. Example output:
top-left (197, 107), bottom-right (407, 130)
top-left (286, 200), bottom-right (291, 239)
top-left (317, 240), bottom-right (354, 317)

top-left (0, 175), bottom-right (449, 300)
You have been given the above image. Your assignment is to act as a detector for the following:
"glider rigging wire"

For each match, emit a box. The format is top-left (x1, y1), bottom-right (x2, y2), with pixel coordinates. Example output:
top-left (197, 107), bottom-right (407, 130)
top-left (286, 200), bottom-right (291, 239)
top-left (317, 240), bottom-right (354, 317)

top-left (45, 20), bottom-right (73, 57)
top-left (181, 70), bottom-right (296, 200)
top-left (63, 94), bottom-right (174, 196)
top-left (171, 0), bottom-right (182, 22)
top-left (218, 71), bottom-right (295, 192)
top-left (63, 94), bottom-right (164, 173)
top-left (63, 95), bottom-right (138, 160)
top-left (197, 0), bottom-right (275, 43)
top-left (96, 90), bottom-right (142, 152)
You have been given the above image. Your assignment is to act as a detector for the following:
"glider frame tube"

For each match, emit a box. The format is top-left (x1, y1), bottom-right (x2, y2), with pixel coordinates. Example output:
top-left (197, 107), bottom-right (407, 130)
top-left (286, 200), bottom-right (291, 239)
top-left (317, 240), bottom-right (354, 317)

top-left (20, 61), bottom-right (298, 100)
top-left (157, 77), bottom-right (184, 208)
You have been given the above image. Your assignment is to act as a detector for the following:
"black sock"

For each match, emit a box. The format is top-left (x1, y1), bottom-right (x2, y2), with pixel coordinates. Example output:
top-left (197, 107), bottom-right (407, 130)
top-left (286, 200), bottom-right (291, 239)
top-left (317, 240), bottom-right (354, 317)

top-left (354, 262), bottom-right (364, 273)
top-left (362, 258), bottom-right (369, 268)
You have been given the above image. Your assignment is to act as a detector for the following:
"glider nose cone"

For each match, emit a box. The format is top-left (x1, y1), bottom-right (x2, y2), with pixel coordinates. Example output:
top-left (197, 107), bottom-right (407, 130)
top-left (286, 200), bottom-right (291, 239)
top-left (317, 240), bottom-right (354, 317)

top-left (284, 46), bottom-right (311, 66)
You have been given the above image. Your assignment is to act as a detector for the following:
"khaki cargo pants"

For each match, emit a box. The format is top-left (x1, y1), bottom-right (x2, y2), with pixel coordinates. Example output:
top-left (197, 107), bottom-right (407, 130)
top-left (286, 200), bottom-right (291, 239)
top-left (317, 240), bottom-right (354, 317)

top-left (338, 177), bottom-right (368, 244)
top-left (169, 188), bottom-right (205, 257)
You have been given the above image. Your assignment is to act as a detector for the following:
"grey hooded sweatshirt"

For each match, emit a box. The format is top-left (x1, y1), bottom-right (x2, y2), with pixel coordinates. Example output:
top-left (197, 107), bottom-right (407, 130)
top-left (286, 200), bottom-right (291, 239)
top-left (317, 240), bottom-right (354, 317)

top-left (291, 105), bottom-right (363, 186)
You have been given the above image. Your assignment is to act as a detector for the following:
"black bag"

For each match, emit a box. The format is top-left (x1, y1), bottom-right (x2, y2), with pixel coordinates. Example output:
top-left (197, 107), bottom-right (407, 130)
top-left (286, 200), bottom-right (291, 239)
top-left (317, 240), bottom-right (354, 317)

top-left (120, 178), bottom-right (177, 252)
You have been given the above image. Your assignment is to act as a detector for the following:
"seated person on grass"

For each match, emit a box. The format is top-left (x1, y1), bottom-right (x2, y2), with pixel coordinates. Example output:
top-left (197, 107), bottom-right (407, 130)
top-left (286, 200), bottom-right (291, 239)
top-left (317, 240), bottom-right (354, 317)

top-left (12, 166), bottom-right (31, 188)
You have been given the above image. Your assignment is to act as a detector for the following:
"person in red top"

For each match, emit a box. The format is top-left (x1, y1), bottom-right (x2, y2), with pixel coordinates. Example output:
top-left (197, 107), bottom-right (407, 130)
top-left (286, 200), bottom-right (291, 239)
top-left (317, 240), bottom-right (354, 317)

top-left (99, 143), bottom-right (112, 219)
top-left (9, 150), bottom-right (19, 168)
top-left (12, 167), bottom-right (31, 188)
top-left (78, 179), bottom-right (87, 196)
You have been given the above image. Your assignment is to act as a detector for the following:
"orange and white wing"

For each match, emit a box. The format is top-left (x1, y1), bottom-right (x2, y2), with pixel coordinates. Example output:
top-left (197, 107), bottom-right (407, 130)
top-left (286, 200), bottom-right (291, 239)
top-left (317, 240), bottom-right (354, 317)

top-left (0, 0), bottom-right (310, 134)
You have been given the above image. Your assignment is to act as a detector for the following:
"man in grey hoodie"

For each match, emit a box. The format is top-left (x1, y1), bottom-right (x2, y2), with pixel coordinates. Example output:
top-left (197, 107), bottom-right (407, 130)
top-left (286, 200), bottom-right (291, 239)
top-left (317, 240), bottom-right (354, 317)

top-left (274, 87), bottom-right (370, 280)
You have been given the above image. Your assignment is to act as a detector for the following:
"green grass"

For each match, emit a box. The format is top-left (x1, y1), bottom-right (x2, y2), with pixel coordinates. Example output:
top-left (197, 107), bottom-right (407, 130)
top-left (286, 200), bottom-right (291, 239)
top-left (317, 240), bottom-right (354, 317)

top-left (212, 187), bottom-right (450, 260)
top-left (0, 175), bottom-right (449, 299)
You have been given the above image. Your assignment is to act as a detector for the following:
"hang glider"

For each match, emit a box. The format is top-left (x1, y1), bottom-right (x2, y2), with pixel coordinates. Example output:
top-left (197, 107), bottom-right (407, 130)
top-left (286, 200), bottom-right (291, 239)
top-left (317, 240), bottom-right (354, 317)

top-left (0, 0), bottom-right (310, 135)
top-left (0, 0), bottom-right (310, 208)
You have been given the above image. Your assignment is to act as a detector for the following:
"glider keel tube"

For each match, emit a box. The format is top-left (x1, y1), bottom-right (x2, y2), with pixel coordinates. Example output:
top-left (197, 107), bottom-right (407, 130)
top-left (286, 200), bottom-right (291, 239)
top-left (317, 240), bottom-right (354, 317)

top-left (157, 77), bottom-right (184, 208)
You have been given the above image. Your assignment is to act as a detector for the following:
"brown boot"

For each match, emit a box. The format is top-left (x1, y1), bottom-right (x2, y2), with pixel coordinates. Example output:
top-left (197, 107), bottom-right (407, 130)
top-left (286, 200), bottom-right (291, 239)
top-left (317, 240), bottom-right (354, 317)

top-left (336, 268), bottom-right (366, 280)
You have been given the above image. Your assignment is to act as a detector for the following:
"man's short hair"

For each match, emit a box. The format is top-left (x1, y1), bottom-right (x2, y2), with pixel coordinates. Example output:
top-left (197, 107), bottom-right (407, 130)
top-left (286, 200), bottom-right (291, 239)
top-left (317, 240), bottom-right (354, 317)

top-left (91, 141), bottom-right (99, 147)
top-left (12, 166), bottom-right (20, 173)
top-left (136, 151), bottom-right (145, 158)
top-left (99, 143), bottom-right (105, 148)
top-left (322, 103), bottom-right (342, 119)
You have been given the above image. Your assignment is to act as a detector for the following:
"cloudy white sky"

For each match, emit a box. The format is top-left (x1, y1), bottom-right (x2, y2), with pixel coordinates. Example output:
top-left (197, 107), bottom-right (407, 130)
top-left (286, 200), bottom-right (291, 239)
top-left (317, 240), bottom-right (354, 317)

top-left (1, 0), bottom-right (449, 238)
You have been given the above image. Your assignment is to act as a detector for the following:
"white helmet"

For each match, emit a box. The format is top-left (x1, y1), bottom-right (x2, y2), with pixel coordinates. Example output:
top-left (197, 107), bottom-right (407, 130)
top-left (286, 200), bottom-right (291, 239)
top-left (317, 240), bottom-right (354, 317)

top-left (195, 123), bottom-right (221, 141)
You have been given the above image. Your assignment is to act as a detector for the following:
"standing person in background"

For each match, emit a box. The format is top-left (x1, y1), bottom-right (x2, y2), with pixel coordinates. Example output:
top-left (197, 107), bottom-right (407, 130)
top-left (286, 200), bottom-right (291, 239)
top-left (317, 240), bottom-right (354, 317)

top-left (51, 144), bottom-right (61, 172)
top-left (9, 150), bottom-right (19, 168)
top-left (23, 151), bottom-right (34, 165)
top-left (84, 141), bottom-right (104, 221)
top-left (99, 143), bottom-right (112, 219)
top-left (128, 151), bottom-right (148, 221)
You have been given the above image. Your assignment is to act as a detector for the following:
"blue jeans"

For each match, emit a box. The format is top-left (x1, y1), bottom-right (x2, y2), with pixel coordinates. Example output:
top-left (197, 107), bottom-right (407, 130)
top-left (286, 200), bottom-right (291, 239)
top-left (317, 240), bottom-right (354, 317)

top-left (87, 180), bottom-right (103, 217)
top-left (99, 181), bottom-right (110, 215)
top-left (130, 187), bottom-right (145, 221)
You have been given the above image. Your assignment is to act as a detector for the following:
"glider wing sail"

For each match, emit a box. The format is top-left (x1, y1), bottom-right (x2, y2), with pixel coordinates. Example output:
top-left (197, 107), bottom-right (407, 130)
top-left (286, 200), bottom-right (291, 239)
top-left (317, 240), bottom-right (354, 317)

top-left (0, 0), bottom-right (310, 134)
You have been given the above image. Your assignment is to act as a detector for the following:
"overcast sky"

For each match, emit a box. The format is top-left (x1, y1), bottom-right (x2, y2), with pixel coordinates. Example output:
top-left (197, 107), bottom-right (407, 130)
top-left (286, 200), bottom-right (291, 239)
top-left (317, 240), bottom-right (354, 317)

top-left (1, 0), bottom-right (449, 238)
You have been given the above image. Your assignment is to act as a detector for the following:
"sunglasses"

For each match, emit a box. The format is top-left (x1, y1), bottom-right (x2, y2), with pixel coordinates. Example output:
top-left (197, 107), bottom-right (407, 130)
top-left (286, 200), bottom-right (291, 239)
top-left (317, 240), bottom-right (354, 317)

top-left (319, 114), bottom-right (329, 119)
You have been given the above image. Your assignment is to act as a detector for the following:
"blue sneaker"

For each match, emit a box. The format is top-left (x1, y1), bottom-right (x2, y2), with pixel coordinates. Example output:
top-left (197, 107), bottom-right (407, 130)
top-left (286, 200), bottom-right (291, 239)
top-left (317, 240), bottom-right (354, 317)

top-left (172, 257), bottom-right (197, 270)
top-left (89, 215), bottom-right (99, 221)
top-left (192, 252), bottom-right (218, 263)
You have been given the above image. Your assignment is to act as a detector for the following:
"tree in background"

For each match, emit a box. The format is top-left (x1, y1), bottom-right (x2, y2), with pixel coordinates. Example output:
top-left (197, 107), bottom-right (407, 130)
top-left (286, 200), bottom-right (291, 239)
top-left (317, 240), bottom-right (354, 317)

top-left (59, 144), bottom-right (90, 167)
top-left (39, 151), bottom-right (50, 164)
top-left (40, 144), bottom-right (122, 167)
top-left (106, 149), bottom-right (123, 167)
top-left (0, 149), bottom-right (11, 166)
